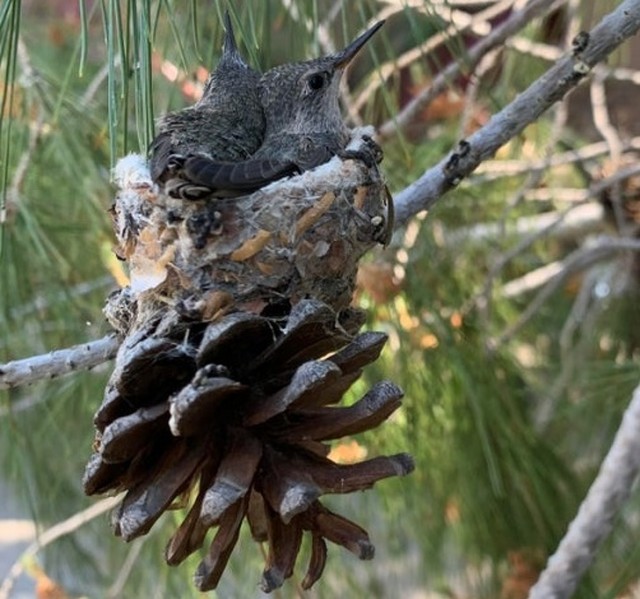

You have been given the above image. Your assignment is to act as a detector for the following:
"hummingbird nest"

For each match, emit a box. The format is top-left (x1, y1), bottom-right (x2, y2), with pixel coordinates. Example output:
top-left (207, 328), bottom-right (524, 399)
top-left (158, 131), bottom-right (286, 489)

top-left (85, 127), bottom-right (413, 592)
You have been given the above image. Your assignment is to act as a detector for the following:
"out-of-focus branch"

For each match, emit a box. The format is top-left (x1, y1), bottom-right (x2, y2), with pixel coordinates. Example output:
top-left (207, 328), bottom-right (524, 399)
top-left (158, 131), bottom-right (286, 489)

top-left (492, 237), bottom-right (640, 347)
top-left (391, 0), bottom-right (640, 225)
top-left (0, 496), bottom-right (121, 599)
top-left (377, 0), bottom-right (563, 142)
top-left (446, 161), bottom-right (640, 249)
top-left (474, 136), bottom-right (640, 181)
top-left (460, 160), bottom-right (640, 319)
top-left (591, 64), bottom-right (627, 231)
top-left (0, 334), bottom-right (120, 390)
top-left (352, 0), bottom-right (518, 114)
top-left (528, 382), bottom-right (640, 599)
top-left (444, 201), bottom-right (604, 247)
top-left (500, 260), bottom-right (565, 298)
top-left (510, 35), bottom-right (640, 86)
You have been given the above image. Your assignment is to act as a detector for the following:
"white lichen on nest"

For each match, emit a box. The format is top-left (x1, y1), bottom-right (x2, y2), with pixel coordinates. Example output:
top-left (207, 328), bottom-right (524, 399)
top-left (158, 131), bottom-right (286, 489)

top-left (107, 127), bottom-right (392, 333)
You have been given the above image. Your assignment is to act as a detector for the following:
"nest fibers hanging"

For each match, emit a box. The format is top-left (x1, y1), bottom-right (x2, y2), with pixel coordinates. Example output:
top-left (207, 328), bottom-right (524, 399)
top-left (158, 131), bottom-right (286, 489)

top-left (84, 127), bottom-right (414, 592)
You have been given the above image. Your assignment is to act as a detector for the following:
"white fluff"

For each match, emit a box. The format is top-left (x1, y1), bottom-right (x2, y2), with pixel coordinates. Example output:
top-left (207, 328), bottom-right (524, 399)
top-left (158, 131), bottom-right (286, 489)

top-left (113, 153), bottom-right (152, 189)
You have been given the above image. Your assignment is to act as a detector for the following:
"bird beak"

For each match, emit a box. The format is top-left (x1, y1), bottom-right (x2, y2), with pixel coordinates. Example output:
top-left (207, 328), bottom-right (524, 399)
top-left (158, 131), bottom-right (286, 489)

top-left (222, 11), bottom-right (238, 57)
top-left (332, 20), bottom-right (385, 70)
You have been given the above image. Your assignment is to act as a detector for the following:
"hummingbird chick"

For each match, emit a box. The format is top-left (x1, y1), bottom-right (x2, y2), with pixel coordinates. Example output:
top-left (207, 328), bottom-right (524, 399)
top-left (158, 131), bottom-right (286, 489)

top-left (179, 20), bottom-right (385, 195)
top-left (149, 13), bottom-right (264, 200)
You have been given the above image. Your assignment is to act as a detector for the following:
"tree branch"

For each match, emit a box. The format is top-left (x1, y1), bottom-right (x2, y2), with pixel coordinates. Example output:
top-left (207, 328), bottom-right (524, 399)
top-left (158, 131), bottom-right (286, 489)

top-left (528, 382), bottom-right (640, 599)
top-left (353, 0), bottom-right (519, 115)
top-left (0, 496), bottom-right (121, 599)
top-left (492, 237), bottom-right (640, 347)
top-left (392, 0), bottom-right (640, 225)
top-left (474, 135), bottom-right (640, 181)
top-left (0, 334), bottom-right (120, 390)
top-left (377, 0), bottom-right (563, 142)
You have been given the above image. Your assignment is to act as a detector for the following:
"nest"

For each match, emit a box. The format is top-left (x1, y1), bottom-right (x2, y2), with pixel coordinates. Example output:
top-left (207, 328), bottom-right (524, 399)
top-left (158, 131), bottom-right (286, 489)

top-left (107, 127), bottom-right (392, 323)
top-left (85, 128), bottom-right (413, 592)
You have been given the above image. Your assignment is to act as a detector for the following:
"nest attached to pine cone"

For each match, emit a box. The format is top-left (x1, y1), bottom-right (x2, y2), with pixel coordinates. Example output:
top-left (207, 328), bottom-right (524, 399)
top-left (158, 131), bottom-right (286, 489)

top-left (85, 128), bottom-right (413, 592)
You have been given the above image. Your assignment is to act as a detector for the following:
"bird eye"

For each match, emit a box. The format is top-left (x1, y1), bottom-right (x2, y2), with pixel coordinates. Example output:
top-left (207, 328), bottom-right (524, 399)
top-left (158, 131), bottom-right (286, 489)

top-left (307, 73), bottom-right (326, 90)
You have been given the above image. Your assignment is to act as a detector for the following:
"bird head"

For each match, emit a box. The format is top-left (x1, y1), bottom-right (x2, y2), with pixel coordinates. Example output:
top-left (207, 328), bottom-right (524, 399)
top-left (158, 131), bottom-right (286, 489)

top-left (260, 20), bottom-right (385, 135)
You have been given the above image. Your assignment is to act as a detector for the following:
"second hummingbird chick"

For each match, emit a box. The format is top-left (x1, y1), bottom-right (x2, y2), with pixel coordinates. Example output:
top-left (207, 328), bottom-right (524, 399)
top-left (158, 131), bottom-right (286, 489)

top-left (179, 20), bottom-right (385, 195)
top-left (149, 13), bottom-right (264, 200)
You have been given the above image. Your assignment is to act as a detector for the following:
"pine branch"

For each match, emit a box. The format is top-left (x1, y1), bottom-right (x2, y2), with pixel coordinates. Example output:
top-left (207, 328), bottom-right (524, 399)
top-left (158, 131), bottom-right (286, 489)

top-left (493, 237), bottom-right (640, 347)
top-left (0, 334), bottom-right (120, 390)
top-left (353, 0), bottom-right (523, 115)
top-left (474, 135), bottom-right (640, 181)
top-left (376, 0), bottom-right (563, 141)
top-left (392, 0), bottom-right (640, 225)
top-left (528, 382), bottom-right (640, 599)
top-left (0, 496), bottom-right (122, 599)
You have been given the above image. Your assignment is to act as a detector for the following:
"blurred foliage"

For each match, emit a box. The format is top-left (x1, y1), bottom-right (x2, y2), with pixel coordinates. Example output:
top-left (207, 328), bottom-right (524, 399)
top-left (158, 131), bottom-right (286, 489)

top-left (1, 0), bottom-right (639, 598)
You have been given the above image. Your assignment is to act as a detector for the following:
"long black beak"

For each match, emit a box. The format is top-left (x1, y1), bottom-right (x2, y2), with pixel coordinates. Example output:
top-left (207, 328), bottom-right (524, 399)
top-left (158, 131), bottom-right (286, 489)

top-left (332, 20), bottom-right (385, 69)
top-left (222, 11), bottom-right (238, 58)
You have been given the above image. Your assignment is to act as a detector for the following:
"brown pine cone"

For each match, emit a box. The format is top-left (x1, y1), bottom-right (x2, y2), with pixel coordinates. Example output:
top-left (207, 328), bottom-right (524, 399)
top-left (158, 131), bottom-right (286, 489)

top-left (85, 299), bottom-right (412, 591)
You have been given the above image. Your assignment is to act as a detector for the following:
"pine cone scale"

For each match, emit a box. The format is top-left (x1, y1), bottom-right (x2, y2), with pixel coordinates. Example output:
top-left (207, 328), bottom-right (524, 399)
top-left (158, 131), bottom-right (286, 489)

top-left (301, 533), bottom-right (328, 590)
top-left (259, 445), bottom-right (321, 522)
top-left (243, 359), bottom-right (342, 426)
top-left (267, 380), bottom-right (403, 442)
top-left (260, 507), bottom-right (304, 593)
top-left (200, 429), bottom-right (263, 525)
top-left (100, 403), bottom-right (169, 463)
top-left (197, 312), bottom-right (276, 371)
top-left (308, 504), bottom-right (375, 559)
top-left (194, 494), bottom-right (248, 592)
top-left (115, 439), bottom-right (203, 541)
top-left (169, 373), bottom-right (248, 436)
top-left (328, 331), bottom-right (388, 373)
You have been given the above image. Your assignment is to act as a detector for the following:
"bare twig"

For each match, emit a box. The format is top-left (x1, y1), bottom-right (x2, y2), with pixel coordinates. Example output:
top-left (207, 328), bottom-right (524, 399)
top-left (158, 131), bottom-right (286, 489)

top-left (0, 496), bottom-right (121, 599)
top-left (445, 201), bottom-right (603, 247)
top-left (537, 257), bottom-right (629, 427)
top-left (106, 538), bottom-right (146, 599)
top-left (590, 66), bottom-right (624, 162)
top-left (501, 260), bottom-right (565, 298)
top-left (457, 47), bottom-right (502, 137)
top-left (492, 66), bottom-right (569, 249)
top-left (81, 57), bottom-right (121, 107)
top-left (474, 136), bottom-right (640, 181)
top-left (528, 382), bottom-right (640, 599)
top-left (352, 0), bottom-right (517, 114)
top-left (0, 392), bottom-right (52, 418)
top-left (0, 334), bottom-right (120, 390)
top-left (392, 0), bottom-right (640, 225)
top-left (522, 188), bottom-right (598, 202)
top-left (591, 64), bottom-right (627, 231)
top-left (464, 161), bottom-right (640, 316)
top-left (492, 237), bottom-right (640, 346)
top-left (507, 35), bottom-right (564, 61)
top-left (7, 276), bottom-right (113, 321)
top-left (509, 34), bottom-right (640, 87)
top-left (463, 201), bottom-right (597, 316)
top-left (377, 0), bottom-right (563, 141)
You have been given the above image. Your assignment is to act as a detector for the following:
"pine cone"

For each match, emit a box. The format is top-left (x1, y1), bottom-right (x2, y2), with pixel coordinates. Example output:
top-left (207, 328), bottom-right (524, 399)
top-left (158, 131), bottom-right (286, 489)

top-left (85, 128), bottom-right (412, 591)
top-left (86, 299), bottom-right (412, 591)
